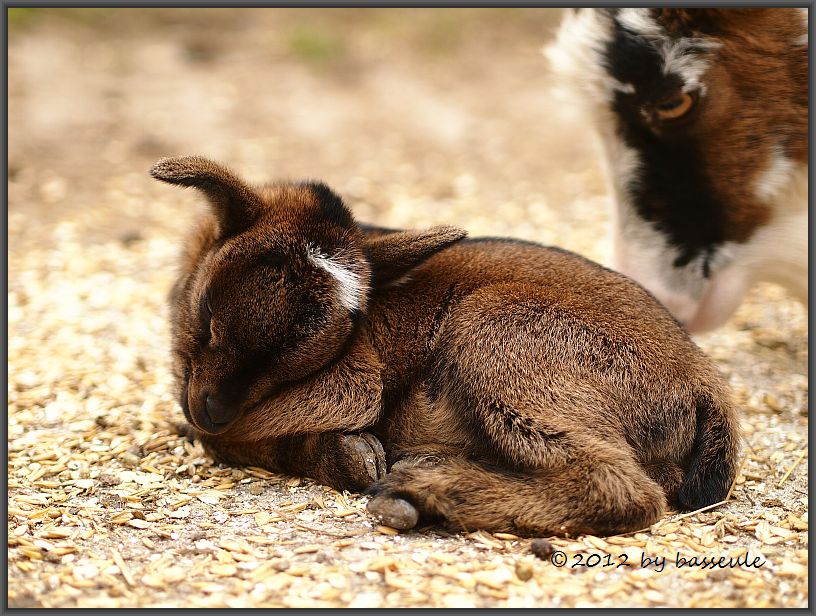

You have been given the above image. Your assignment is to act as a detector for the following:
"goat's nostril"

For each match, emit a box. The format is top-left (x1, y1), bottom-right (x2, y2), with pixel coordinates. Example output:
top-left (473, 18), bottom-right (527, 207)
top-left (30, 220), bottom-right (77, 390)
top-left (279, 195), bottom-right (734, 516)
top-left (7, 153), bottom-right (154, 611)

top-left (204, 394), bottom-right (231, 425)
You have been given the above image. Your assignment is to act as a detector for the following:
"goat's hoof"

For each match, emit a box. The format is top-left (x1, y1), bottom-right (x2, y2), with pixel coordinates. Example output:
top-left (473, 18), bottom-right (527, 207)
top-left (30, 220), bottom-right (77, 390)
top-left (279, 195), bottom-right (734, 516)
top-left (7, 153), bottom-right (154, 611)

top-left (367, 495), bottom-right (419, 530)
top-left (360, 432), bottom-right (387, 480)
top-left (340, 433), bottom-right (387, 487)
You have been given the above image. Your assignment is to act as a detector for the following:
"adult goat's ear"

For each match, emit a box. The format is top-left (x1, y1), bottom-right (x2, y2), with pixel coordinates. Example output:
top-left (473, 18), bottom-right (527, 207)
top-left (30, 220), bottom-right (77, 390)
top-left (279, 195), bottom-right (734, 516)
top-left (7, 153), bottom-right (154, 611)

top-left (150, 156), bottom-right (265, 238)
top-left (363, 225), bottom-right (467, 287)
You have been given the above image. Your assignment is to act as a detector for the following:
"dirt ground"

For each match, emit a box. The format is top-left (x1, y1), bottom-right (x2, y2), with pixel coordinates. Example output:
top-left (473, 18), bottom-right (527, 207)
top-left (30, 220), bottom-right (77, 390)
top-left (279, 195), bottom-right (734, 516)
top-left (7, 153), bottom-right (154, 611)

top-left (8, 8), bottom-right (808, 608)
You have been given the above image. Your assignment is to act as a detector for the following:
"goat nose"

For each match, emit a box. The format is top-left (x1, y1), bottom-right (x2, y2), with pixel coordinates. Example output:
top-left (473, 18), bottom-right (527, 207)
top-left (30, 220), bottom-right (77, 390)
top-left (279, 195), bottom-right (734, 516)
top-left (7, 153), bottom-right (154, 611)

top-left (204, 394), bottom-right (232, 425)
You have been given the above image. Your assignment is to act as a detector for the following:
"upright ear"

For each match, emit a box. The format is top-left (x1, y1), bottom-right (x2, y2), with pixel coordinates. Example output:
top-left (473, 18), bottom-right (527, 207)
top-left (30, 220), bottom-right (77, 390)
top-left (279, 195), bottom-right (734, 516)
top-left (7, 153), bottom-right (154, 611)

top-left (150, 156), bottom-right (265, 238)
top-left (363, 225), bottom-right (467, 287)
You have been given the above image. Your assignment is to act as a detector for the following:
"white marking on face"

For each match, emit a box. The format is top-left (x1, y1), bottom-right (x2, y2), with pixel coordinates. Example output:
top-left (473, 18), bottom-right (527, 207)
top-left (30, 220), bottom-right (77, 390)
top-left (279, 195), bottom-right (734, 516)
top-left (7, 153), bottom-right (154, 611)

top-left (547, 8), bottom-right (718, 106)
top-left (616, 8), bottom-right (662, 37)
top-left (307, 245), bottom-right (367, 312)
top-left (544, 9), bottom-right (623, 105)
top-left (615, 9), bottom-right (721, 95)
top-left (754, 146), bottom-right (797, 203)
top-left (658, 37), bottom-right (720, 94)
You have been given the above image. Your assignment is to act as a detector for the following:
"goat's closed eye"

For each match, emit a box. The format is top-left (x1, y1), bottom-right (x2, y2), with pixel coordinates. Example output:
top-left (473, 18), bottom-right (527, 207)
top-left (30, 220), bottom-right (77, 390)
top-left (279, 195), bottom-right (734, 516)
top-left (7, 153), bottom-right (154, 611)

top-left (261, 252), bottom-right (286, 269)
top-left (654, 92), bottom-right (695, 120)
top-left (198, 291), bottom-right (213, 345)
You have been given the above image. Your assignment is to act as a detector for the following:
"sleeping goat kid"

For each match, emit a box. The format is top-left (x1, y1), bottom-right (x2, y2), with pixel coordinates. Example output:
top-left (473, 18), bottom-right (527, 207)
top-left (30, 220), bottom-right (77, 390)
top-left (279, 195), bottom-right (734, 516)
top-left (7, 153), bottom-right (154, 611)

top-left (153, 156), bottom-right (740, 536)
top-left (547, 8), bottom-right (807, 332)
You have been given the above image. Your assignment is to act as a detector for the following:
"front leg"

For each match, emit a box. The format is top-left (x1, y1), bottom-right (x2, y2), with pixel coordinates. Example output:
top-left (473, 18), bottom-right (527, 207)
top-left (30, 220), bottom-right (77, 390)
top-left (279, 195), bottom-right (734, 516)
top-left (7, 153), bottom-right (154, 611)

top-left (191, 429), bottom-right (387, 492)
top-left (175, 335), bottom-right (386, 492)
top-left (224, 333), bottom-right (384, 442)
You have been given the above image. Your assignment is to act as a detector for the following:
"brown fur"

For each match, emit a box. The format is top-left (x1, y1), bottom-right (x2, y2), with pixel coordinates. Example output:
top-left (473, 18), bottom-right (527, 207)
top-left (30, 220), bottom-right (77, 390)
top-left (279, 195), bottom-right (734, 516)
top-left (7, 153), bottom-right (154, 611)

top-left (154, 156), bottom-right (741, 536)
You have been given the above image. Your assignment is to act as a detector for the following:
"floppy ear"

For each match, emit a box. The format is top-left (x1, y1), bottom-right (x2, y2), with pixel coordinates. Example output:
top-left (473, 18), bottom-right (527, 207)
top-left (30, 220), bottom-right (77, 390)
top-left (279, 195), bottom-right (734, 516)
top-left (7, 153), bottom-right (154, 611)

top-left (363, 225), bottom-right (467, 287)
top-left (150, 156), bottom-right (265, 238)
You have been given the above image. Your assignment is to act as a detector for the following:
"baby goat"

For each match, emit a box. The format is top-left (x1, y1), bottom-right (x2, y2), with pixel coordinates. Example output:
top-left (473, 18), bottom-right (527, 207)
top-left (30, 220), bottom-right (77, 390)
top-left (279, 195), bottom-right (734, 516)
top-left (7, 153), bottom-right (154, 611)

top-left (153, 156), bottom-right (740, 536)
top-left (547, 8), bottom-right (807, 332)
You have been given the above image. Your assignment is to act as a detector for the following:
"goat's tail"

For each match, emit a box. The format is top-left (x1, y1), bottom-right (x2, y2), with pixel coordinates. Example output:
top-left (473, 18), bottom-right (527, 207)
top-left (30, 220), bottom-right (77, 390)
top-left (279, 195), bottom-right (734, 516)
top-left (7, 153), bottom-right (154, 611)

top-left (676, 388), bottom-right (742, 511)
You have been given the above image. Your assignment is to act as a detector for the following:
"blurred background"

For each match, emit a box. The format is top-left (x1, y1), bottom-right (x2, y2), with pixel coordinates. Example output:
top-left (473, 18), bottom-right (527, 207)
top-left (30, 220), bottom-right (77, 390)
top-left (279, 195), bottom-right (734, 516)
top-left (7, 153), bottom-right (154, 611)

top-left (8, 8), bottom-right (608, 255)
top-left (9, 5), bottom-right (807, 408)
top-left (8, 7), bottom-right (806, 414)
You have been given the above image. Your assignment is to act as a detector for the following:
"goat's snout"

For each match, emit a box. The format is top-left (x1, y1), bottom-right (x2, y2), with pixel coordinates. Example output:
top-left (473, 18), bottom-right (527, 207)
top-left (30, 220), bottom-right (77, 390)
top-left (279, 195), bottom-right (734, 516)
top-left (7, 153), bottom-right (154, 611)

top-left (190, 388), bottom-right (239, 435)
top-left (204, 392), bottom-right (232, 425)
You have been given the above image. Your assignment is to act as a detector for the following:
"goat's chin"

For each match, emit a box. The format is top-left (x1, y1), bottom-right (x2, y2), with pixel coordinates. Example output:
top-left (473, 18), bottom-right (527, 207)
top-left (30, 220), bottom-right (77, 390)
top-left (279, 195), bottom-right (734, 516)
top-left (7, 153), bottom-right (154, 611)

top-left (682, 271), bottom-right (751, 334)
top-left (189, 411), bottom-right (238, 436)
top-left (611, 259), bottom-right (710, 329)
top-left (613, 260), bottom-right (749, 334)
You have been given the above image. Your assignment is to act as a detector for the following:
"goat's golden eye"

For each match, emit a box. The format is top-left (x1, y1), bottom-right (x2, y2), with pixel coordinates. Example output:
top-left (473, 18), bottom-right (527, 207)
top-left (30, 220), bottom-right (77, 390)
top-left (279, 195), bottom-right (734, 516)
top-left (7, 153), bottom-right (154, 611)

top-left (654, 92), bottom-right (695, 120)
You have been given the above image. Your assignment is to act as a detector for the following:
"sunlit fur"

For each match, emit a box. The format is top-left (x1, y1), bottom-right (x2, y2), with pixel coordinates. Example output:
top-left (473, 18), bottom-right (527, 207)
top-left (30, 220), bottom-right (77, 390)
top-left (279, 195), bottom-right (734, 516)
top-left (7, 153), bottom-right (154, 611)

top-left (155, 156), bottom-right (741, 537)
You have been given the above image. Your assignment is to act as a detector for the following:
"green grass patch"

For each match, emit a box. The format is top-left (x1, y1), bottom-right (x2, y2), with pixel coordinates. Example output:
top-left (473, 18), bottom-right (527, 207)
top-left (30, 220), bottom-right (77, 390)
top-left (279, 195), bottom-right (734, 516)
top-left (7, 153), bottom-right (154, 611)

top-left (8, 8), bottom-right (114, 29)
top-left (288, 24), bottom-right (344, 65)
